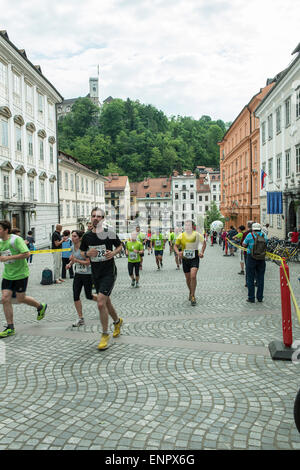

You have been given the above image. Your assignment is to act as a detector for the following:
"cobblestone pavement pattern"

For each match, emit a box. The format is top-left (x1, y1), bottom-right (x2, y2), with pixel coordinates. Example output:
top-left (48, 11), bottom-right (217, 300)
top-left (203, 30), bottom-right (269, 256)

top-left (0, 245), bottom-right (300, 450)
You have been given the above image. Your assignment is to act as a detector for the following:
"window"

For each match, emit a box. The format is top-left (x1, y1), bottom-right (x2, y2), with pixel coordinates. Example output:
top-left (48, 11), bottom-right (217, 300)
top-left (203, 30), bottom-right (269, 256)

top-left (267, 114), bottom-right (273, 140)
top-left (191, 203), bottom-right (194, 211)
top-left (262, 122), bottom-right (266, 144)
top-left (60, 202), bottom-right (64, 218)
top-left (25, 83), bottom-right (33, 115)
top-left (38, 93), bottom-right (44, 119)
top-left (29, 179), bottom-right (34, 201)
top-left (40, 181), bottom-right (45, 202)
top-left (213, 195), bottom-right (216, 201)
top-left (65, 172), bottom-right (69, 190)
top-left (199, 195), bottom-right (202, 201)
top-left (297, 89), bottom-right (300, 119)
top-left (50, 182), bottom-right (54, 203)
top-left (0, 60), bottom-right (8, 90)
top-left (205, 205), bottom-right (209, 211)
top-left (296, 145), bottom-right (300, 174)
top-left (17, 177), bottom-right (23, 201)
top-left (198, 206), bottom-right (202, 212)
top-left (268, 158), bottom-right (273, 182)
top-left (66, 202), bottom-right (70, 218)
top-left (76, 176), bottom-right (79, 191)
top-left (58, 171), bottom-right (63, 190)
top-left (182, 203), bottom-right (185, 211)
top-left (73, 202), bottom-right (76, 217)
top-left (182, 193), bottom-right (186, 200)
top-left (276, 154), bottom-right (281, 180)
top-left (3, 174), bottom-right (9, 199)
top-left (175, 193), bottom-right (178, 200)
top-left (86, 178), bottom-right (88, 194)
top-left (1, 119), bottom-right (8, 147)
top-left (190, 184), bottom-right (194, 188)
top-left (13, 73), bottom-right (21, 97)
top-left (15, 126), bottom-right (22, 152)
top-left (277, 214), bottom-right (282, 229)
top-left (70, 174), bottom-right (74, 191)
top-left (156, 192), bottom-right (161, 197)
top-left (49, 145), bottom-right (53, 164)
top-left (175, 183), bottom-right (178, 188)
top-left (39, 139), bottom-right (44, 160)
top-left (285, 97), bottom-right (291, 127)
top-left (213, 185), bottom-right (216, 191)
top-left (190, 193), bottom-right (194, 199)
top-left (285, 150), bottom-right (291, 177)
top-left (81, 177), bottom-right (84, 193)
top-left (276, 106), bottom-right (281, 133)
top-left (205, 195), bottom-right (208, 201)
top-left (27, 132), bottom-right (33, 156)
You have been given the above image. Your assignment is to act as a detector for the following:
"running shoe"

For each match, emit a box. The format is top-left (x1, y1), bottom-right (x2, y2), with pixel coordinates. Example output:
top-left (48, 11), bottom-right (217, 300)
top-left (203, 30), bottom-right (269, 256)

top-left (113, 318), bottom-right (123, 338)
top-left (135, 281), bottom-right (139, 288)
top-left (157, 266), bottom-right (160, 270)
top-left (97, 333), bottom-right (111, 350)
top-left (72, 318), bottom-right (85, 327)
top-left (0, 327), bottom-right (15, 338)
top-left (189, 293), bottom-right (192, 301)
top-left (191, 296), bottom-right (197, 306)
top-left (37, 303), bottom-right (47, 321)
top-left (131, 279), bottom-right (135, 287)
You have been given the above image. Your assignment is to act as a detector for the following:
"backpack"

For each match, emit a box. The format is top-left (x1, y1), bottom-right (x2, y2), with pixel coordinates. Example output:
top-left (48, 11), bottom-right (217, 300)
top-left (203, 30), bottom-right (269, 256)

top-left (40, 268), bottom-right (53, 285)
top-left (251, 233), bottom-right (267, 260)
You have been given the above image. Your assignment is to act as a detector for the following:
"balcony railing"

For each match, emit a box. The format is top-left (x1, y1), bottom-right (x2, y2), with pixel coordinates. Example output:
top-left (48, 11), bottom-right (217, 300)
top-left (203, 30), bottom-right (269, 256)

top-left (0, 145), bottom-right (10, 159)
top-left (15, 151), bottom-right (24, 162)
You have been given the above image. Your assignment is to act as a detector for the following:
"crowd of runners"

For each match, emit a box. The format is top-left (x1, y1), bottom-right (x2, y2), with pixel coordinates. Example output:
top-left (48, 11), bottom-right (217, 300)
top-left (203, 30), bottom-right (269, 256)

top-left (0, 209), bottom-right (208, 350)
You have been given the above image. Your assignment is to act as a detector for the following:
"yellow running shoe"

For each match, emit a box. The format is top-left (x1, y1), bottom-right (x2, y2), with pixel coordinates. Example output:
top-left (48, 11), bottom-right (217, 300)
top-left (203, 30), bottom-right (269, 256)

top-left (113, 318), bottom-right (123, 338)
top-left (97, 333), bottom-right (111, 350)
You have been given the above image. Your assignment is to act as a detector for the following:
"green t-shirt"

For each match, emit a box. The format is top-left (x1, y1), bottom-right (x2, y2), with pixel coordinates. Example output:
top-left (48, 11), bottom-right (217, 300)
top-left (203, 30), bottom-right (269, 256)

top-left (137, 232), bottom-right (146, 244)
top-left (151, 234), bottom-right (164, 250)
top-left (0, 235), bottom-right (30, 280)
top-left (234, 232), bottom-right (244, 245)
top-left (169, 232), bottom-right (175, 242)
top-left (126, 241), bottom-right (143, 263)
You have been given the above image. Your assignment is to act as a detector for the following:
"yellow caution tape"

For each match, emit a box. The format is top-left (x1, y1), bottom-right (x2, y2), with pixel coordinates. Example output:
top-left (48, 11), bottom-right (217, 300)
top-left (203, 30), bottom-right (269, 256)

top-left (29, 248), bottom-right (72, 254)
top-left (226, 238), bottom-right (300, 324)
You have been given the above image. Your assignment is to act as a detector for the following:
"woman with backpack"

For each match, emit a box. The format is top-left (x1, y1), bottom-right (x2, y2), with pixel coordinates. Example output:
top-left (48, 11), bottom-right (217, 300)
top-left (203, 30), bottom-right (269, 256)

top-left (243, 223), bottom-right (267, 303)
top-left (66, 230), bottom-right (97, 327)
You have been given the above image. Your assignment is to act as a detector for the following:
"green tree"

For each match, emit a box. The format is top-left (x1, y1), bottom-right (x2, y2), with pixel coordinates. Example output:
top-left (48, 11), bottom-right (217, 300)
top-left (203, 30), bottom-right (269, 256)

top-left (204, 202), bottom-right (224, 231)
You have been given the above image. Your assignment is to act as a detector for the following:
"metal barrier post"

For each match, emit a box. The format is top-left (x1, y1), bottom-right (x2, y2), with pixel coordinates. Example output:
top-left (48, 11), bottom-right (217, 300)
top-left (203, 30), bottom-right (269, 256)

top-left (269, 258), bottom-right (296, 360)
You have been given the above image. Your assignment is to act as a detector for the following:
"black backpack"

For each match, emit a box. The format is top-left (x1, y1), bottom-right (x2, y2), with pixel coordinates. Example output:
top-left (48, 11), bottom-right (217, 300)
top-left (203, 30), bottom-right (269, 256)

top-left (251, 233), bottom-right (267, 260)
top-left (40, 268), bottom-right (53, 285)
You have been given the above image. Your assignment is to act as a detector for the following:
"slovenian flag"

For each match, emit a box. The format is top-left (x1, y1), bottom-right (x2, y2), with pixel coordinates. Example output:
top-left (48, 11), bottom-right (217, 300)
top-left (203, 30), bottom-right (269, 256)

top-left (261, 169), bottom-right (267, 189)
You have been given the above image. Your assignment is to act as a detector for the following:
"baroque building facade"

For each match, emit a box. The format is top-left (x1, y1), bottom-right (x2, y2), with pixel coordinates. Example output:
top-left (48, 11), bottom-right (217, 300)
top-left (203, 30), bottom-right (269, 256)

top-left (0, 30), bottom-right (62, 247)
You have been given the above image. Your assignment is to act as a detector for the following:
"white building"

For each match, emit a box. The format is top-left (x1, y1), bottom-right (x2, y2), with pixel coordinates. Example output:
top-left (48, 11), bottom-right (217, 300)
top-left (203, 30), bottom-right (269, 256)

top-left (58, 151), bottom-right (106, 232)
top-left (255, 44), bottom-right (300, 238)
top-left (104, 174), bottom-right (131, 233)
top-left (130, 177), bottom-right (172, 234)
top-left (0, 30), bottom-right (63, 247)
top-left (172, 171), bottom-right (197, 227)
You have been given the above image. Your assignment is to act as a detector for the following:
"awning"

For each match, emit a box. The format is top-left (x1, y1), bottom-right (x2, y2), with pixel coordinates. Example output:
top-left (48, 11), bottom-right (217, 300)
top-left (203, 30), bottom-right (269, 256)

top-left (267, 191), bottom-right (283, 214)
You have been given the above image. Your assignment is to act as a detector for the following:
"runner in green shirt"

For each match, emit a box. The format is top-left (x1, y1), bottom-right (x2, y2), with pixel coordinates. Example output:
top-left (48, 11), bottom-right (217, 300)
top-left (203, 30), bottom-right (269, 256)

top-left (168, 229), bottom-right (175, 255)
top-left (136, 225), bottom-right (146, 270)
top-left (0, 220), bottom-right (47, 338)
top-left (151, 230), bottom-right (165, 270)
top-left (126, 232), bottom-right (144, 287)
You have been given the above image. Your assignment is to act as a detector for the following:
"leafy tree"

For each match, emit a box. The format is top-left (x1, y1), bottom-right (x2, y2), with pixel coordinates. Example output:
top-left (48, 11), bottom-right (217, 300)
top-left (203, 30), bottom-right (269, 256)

top-left (204, 202), bottom-right (224, 231)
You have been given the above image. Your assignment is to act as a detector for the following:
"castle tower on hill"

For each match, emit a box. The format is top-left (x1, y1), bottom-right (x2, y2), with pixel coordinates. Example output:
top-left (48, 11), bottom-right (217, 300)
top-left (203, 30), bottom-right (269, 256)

top-left (57, 76), bottom-right (103, 120)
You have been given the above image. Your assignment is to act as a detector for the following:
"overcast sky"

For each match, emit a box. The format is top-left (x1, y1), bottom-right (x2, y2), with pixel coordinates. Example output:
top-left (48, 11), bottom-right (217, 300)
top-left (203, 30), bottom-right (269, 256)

top-left (1, 0), bottom-right (299, 122)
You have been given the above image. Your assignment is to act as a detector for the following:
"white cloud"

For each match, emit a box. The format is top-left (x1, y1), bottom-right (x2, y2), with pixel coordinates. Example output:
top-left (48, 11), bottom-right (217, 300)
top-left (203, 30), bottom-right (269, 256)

top-left (1, 0), bottom-right (299, 121)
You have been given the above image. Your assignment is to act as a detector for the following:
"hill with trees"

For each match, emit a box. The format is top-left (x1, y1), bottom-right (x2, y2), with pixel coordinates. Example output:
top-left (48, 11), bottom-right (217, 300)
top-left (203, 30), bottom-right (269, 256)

top-left (58, 97), bottom-right (228, 181)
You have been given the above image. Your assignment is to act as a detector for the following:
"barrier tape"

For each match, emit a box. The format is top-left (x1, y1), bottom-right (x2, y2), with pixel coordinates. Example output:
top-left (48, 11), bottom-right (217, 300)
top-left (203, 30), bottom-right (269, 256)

top-left (226, 237), bottom-right (300, 324)
top-left (29, 248), bottom-right (72, 254)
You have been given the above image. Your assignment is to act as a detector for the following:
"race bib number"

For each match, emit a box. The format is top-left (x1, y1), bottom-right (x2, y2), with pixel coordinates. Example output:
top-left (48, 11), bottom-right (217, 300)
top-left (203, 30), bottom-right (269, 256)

top-left (155, 240), bottom-right (162, 247)
top-left (75, 263), bottom-right (88, 273)
top-left (89, 245), bottom-right (107, 262)
top-left (129, 251), bottom-right (138, 260)
top-left (183, 249), bottom-right (195, 259)
top-left (1, 250), bottom-right (15, 264)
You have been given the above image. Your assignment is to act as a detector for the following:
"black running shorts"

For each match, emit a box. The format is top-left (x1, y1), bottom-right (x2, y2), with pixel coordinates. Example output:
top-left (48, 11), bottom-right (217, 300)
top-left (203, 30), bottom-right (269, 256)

top-left (128, 262), bottom-right (140, 277)
top-left (182, 257), bottom-right (199, 273)
top-left (2, 277), bottom-right (28, 293)
top-left (93, 266), bottom-right (117, 297)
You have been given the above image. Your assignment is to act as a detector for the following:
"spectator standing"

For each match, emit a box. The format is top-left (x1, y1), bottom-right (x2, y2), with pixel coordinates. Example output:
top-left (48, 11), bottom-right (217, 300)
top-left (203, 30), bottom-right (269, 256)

top-left (227, 226), bottom-right (237, 256)
top-left (61, 230), bottom-right (74, 279)
top-left (241, 221), bottom-right (253, 287)
top-left (290, 228), bottom-right (299, 244)
top-left (25, 231), bottom-right (35, 264)
top-left (261, 223), bottom-right (269, 236)
top-left (243, 223), bottom-right (267, 303)
top-left (51, 224), bottom-right (64, 284)
top-left (233, 225), bottom-right (245, 275)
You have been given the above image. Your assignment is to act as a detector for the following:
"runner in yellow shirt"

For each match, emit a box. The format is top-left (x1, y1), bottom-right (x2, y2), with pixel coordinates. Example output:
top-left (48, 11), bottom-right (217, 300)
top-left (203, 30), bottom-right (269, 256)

top-left (174, 220), bottom-right (206, 306)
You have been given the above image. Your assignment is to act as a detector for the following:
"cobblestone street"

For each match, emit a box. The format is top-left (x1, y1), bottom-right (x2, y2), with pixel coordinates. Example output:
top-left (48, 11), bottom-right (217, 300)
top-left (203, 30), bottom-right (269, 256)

top-left (0, 244), bottom-right (300, 450)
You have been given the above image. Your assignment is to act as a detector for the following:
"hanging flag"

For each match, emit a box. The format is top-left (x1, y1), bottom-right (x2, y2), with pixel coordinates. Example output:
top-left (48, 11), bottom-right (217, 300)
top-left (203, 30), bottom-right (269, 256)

top-left (261, 169), bottom-right (267, 189)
